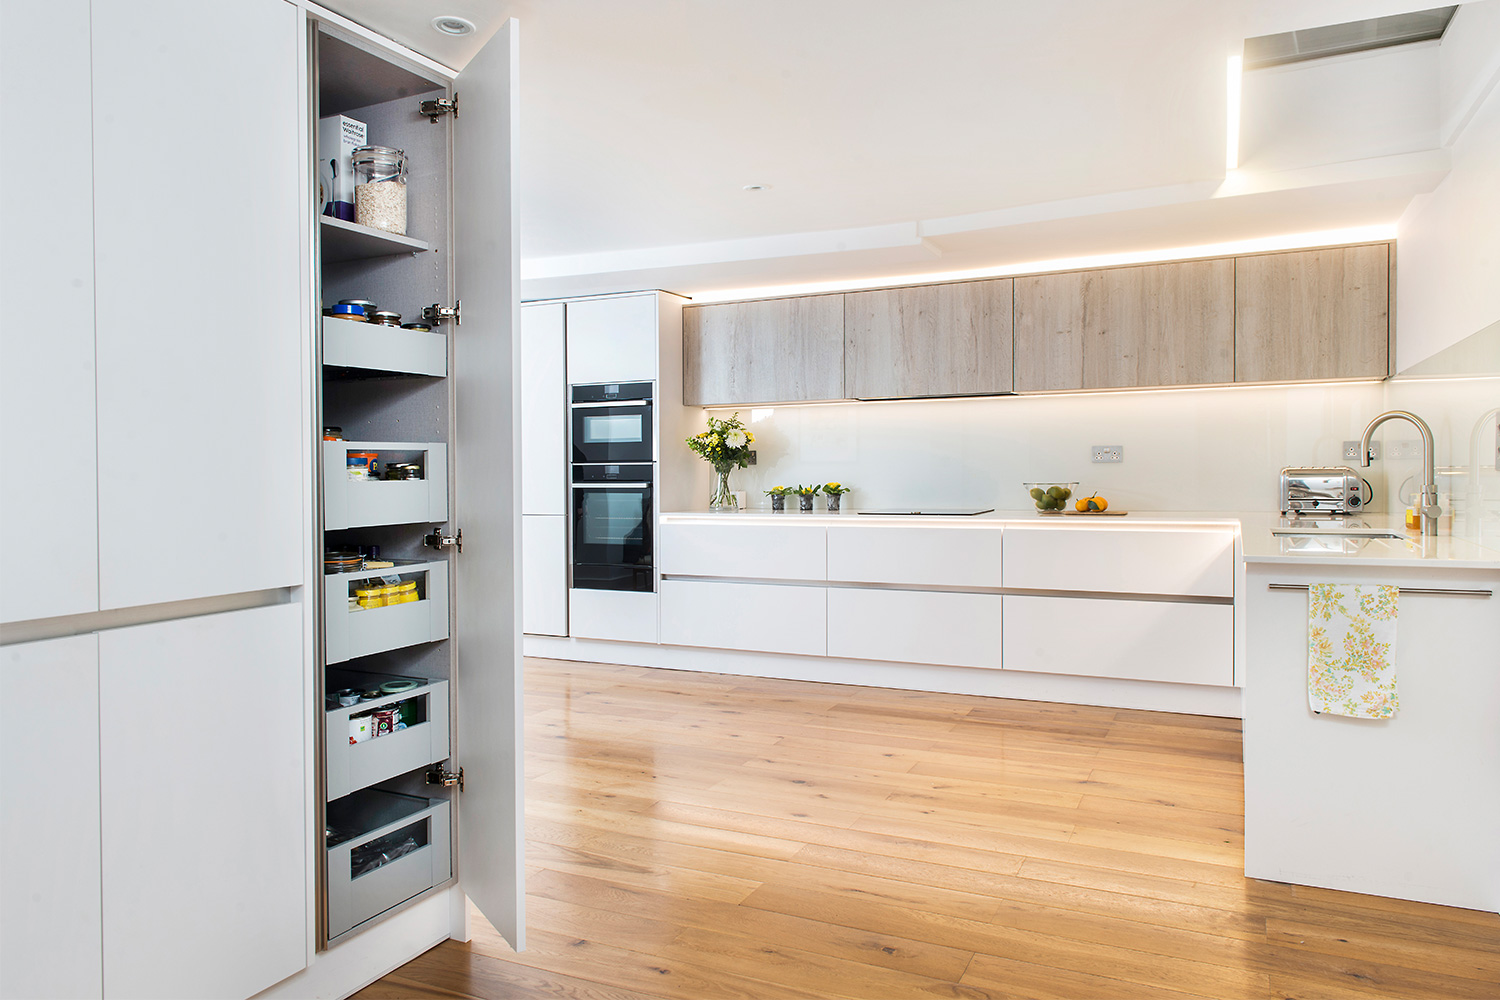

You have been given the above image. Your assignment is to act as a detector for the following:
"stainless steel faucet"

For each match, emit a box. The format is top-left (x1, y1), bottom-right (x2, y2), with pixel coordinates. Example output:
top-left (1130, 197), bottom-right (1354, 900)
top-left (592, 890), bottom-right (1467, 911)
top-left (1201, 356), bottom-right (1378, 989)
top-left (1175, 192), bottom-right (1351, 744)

top-left (1360, 410), bottom-right (1441, 535)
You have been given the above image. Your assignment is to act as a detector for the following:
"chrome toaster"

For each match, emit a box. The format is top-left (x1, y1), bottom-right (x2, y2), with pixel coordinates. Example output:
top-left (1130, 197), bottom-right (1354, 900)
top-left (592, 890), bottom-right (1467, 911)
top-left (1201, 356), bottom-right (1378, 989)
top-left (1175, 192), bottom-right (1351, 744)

top-left (1280, 467), bottom-right (1369, 516)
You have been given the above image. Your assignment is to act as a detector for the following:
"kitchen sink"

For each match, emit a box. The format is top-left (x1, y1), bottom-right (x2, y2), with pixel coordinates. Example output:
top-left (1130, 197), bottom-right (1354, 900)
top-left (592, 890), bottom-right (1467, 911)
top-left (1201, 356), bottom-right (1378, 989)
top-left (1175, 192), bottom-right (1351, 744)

top-left (1272, 529), bottom-right (1405, 539)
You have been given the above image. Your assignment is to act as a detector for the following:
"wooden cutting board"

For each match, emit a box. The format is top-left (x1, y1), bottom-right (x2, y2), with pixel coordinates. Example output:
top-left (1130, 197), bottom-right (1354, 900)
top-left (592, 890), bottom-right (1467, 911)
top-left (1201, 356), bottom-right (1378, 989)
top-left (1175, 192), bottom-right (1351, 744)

top-left (1038, 510), bottom-right (1129, 516)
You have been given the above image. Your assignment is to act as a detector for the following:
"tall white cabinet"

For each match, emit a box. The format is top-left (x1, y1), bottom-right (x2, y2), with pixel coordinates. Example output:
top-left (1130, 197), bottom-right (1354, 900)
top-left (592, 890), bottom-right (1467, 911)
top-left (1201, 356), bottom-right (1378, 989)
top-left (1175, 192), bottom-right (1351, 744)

top-left (521, 303), bottom-right (568, 636)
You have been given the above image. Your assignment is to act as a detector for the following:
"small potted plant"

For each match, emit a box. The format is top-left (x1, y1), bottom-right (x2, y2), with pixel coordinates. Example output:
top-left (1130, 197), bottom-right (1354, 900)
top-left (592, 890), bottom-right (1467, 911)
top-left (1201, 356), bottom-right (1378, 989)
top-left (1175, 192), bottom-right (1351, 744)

top-left (764, 485), bottom-right (792, 512)
top-left (686, 412), bottom-right (755, 510)
top-left (822, 482), bottom-right (851, 512)
top-left (792, 484), bottom-right (821, 512)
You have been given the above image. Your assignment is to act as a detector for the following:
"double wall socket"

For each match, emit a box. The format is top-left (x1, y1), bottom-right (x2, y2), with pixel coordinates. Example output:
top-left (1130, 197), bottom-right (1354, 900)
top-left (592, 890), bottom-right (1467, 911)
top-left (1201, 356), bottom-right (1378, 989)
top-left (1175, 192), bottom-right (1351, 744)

top-left (1343, 441), bottom-right (1380, 461)
top-left (1091, 445), bottom-right (1123, 463)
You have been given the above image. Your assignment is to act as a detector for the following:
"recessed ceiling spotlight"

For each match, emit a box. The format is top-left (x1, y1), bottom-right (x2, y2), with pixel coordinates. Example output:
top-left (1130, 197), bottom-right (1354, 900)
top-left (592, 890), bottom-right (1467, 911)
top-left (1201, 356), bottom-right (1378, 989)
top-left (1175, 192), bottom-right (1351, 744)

top-left (431, 15), bottom-right (476, 36)
top-left (743, 184), bottom-right (771, 192)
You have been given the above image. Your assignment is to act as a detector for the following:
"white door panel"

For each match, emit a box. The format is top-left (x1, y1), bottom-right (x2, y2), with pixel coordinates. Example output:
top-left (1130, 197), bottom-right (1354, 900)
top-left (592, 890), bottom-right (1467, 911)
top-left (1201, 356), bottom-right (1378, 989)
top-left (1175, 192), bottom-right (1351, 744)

top-left (0, 0), bottom-right (98, 623)
top-left (92, 0), bottom-right (304, 608)
top-left (0, 634), bottom-right (102, 999)
top-left (566, 294), bottom-right (659, 384)
top-left (827, 588), bottom-right (1002, 668)
top-left (451, 18), bottom-right (525, 951)
top-left (521, 303), bottom-right (567, 515)
top-left (522, 515), bottom-right (568, 635)
top-left (1003, 526), bottom-right (1235, 597)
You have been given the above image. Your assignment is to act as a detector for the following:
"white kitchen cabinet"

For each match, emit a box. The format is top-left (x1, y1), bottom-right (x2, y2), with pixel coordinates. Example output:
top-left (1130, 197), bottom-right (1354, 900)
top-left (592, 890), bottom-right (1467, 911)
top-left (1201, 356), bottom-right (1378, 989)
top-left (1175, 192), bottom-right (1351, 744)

top-left (661, 580), bottom-right (826, 656)
top-left (0, 0), bottom-right (98, 625)
top-left (92, 0), bottom-right (304, 610)
top-left (1003, 594), bottom-right (1234, 686)
top-left (827, 588), bottom-right (1002, 669)
top-left (1243, 563), bottom-right (1500, 911)
top-left (1003, 525), bottom-right (1235, 597)
top-left (0, 634), bottom-right (102, 1000)
top-left (570, 588), bottom-right (659, 644)
top-left (522, 303), bottom-right (568, 515)
top-left (566, 293), bottom-right (660, 384)
top-left (826, 524), bottom-right (1003, 587)
top-left (99, 604), bottom-right (305, 1000)
top-left (659, 521), bottom-right (827, 580)
top-left (523, 515), bottom-right (569, 635)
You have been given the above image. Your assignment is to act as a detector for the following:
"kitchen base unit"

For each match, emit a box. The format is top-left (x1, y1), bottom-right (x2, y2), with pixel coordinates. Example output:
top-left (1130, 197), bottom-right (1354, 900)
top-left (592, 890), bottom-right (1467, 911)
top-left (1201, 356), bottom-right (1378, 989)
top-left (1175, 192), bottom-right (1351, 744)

top-left (570, 588), bottom-right (660, 644)
top-left (1243, 560), bottom-right (1500, 912)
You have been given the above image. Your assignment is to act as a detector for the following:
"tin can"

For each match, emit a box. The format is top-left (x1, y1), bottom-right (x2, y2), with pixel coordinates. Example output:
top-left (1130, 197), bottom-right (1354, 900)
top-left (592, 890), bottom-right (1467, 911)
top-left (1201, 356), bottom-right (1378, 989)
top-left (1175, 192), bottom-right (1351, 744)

top-left (395, 697), bottom-right (418, 727)
top-left (337, 688), bottom-right (360, 707)
top-left (372, 708), bottom-right (397, 738)
top-left (349, 714), bottom-right (373, 744)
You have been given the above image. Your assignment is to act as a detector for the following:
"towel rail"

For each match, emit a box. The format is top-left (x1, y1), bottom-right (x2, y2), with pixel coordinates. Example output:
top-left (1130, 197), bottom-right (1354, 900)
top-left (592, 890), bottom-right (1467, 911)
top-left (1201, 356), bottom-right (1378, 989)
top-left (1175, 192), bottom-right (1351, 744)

top-left (1267, 583), bottom-right (1492, 598)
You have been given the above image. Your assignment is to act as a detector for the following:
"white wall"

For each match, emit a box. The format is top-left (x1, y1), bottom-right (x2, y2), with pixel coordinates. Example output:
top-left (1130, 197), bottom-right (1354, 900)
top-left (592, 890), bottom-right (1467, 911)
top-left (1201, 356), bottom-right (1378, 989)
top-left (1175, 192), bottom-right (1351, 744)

top-left (1396, 3), bottom-right (1500, 370)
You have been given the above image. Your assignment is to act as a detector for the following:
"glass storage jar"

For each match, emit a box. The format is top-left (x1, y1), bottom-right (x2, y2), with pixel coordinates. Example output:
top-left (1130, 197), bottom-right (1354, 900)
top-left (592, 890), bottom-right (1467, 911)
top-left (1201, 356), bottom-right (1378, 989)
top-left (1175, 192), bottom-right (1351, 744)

top-left (351, 145), bottom-right (407, 235)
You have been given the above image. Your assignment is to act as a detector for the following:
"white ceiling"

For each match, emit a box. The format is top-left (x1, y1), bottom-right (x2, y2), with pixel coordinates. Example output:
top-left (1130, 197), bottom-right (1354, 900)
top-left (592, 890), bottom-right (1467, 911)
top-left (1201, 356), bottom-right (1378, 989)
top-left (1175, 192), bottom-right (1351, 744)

top-left (317, 1), bottom-right (1477, 297)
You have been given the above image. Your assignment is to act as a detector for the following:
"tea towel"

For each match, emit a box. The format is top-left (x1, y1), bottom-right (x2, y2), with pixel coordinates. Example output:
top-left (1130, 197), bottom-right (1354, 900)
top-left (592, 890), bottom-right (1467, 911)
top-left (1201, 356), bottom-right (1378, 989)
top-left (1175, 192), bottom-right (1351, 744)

top-left (1307, 583), bottom-right (1399, 719)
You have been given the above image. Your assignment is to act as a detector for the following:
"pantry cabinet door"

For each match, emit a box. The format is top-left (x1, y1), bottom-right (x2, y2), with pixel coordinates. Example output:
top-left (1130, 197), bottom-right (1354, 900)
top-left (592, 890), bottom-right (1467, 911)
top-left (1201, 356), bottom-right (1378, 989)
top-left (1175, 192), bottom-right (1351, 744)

top-left (451, 19), bottom-right (526, 951)
top-left (99, 604), bottom-right (305, 999)
top-left (0, 0), bottom-right (98, 623)
top-left (91, 0), bottom-right (305, 609)
top-left (0, 634), bottom-right (102, 1000)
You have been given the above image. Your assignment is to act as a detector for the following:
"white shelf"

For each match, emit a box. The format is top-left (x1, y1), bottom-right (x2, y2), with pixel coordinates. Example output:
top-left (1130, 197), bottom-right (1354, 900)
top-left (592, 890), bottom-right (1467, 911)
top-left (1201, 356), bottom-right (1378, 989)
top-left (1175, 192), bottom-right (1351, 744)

top-left (324, 677), bottom-right (450, 800)
top-left (324, 559), bottom-right (449, 664)
top-left (323, 441), bottom-right (448, 530)
top-left (320, 216), bottom-right (430, 262)
top-left (323, 317), bottom-right (447, 378)
top-left (326, 792), bottom-right (450, 940)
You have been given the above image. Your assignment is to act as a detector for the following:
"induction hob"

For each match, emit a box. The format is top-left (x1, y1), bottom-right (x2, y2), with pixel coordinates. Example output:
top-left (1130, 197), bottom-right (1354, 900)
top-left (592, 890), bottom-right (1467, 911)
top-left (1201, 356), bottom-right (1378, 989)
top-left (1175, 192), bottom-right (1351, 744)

top-left (856, 508), bottom-right (995, 516)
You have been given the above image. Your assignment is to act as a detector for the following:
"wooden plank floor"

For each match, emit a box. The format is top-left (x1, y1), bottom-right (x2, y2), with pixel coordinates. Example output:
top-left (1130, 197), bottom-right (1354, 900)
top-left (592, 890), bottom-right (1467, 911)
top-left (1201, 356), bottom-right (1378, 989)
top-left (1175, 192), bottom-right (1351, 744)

top-left (356, 658), bottom-right (1500, 999)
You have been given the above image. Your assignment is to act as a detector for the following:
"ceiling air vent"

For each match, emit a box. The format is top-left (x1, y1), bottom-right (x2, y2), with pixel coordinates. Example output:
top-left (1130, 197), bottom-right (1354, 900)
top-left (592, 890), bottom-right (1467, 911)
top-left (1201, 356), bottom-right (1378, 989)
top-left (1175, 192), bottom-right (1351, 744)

top-left (1243, 5), bottom-right (1458, 70)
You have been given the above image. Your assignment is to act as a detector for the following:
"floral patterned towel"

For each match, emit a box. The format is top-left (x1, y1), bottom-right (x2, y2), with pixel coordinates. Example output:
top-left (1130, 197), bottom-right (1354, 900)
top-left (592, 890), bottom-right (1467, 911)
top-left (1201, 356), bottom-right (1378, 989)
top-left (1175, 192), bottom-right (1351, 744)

top-left (1308, 583), bottom-right (1399, 719)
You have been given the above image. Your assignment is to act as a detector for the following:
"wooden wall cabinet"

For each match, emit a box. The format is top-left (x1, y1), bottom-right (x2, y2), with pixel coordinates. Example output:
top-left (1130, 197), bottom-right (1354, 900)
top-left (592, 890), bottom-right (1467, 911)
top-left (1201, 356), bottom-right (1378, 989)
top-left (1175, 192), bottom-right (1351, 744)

top-left (1234, 244), bottom-right (1390, 382)
top-left (683, 294), bottom-right (844, 405)
top-left (844, 279), bottom-right (1013, 398)
top-left (1014, 260), bottom-right (1235, 391)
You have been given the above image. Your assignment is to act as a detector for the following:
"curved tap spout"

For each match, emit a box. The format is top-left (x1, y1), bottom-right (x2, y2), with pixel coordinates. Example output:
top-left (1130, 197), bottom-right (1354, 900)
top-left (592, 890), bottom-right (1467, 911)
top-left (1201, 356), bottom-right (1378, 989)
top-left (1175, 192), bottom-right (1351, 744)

top-left (1360, 410), bottom-right (1440, 535)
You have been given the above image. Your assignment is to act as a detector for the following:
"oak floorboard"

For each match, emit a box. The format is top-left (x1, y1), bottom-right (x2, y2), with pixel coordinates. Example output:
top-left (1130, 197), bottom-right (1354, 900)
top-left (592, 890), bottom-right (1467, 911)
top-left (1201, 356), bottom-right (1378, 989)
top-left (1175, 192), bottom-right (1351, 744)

top-left (356, 658), bottom-right (1500, 1000)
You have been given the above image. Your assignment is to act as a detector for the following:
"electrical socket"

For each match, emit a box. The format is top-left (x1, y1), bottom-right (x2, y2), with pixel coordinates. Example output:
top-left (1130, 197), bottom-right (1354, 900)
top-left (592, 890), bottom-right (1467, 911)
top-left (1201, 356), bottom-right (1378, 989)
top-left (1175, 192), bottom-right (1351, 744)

top-left (1343, 440), bottom-right (1380, 461)
top-left (1388, 439), bottom-right (1422, 460)
top-left (1091, 445), bottom-right (1123, 463)
top-left (747, 450), bottom-right (756, 466)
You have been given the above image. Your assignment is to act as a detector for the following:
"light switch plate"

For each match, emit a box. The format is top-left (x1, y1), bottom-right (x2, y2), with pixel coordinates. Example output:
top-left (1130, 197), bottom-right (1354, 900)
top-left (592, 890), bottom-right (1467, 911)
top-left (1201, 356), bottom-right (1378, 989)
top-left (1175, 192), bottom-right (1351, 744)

top-left (1091, 445), bottom-right (1123, 463)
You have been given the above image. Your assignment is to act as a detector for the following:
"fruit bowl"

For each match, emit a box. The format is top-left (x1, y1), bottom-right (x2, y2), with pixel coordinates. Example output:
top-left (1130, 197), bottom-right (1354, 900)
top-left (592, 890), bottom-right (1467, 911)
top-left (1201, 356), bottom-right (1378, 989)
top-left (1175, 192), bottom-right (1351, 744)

top-left (1024, 481), bottom-right (1078, 512)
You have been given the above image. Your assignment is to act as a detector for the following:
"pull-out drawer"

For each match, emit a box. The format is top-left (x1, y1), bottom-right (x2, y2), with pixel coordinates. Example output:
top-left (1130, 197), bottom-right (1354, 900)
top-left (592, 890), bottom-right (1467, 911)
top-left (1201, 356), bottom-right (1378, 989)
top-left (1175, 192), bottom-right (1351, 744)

top-left (659, 522), bottom-right (826, 580)
top-left (660, 580), bottom-right (825, 656)
top-left (826, 524), bottom-right (1003, 587)
top-left (1003, 525), bottom-right (1235, 597)
top-left (325, 561), bottom-right (449, 664)
top-left (1003, 595), bottom-right (1233, 686)
top-left (323, 441), bottom-right (448, 529)
top-left (325, 674), bottom-right (450, 800)
top-left (323, 316), bottom-right (447, 377)
top-left (326, 791), bottom-right (451, 940)
top-left (827, 588), bottom-right (1002, 669)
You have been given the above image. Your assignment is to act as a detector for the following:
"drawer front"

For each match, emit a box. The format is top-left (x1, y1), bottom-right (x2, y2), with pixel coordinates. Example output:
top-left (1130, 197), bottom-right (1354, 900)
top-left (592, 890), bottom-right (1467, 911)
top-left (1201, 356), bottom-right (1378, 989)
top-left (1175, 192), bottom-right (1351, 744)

top-left (1002, 595), bottom-right (1233, 686)
top-left (323, 441), bottom-right (449, 530)
top-left (826, 525), bottom-right (1003, 587)
top-left (659, 522), bottom-right (826, 580)
top-left (1003, 526), bottom-right (1234, 597)
top-left (661, 580), bottom-right (826, 656)
top-left (324, 562), bottom-right (450, 665)
top-left (827, 588), bottom-right (1001, 669)
top-left (327, 800), bottom-right (451, 940)
top-left (569, 588), bottom-right (658, 644)
top-left (323, 316), bottom-right (447, 377)
top-left (325, 681), bottom-right (450, 801)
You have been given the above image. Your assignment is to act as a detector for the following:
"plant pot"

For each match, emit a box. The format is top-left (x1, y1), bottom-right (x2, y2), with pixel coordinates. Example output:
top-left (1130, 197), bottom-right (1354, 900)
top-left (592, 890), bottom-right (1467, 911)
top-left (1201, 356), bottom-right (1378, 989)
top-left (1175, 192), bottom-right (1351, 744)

top-left (770, 495), bottom-right (785, 511)
top-left (798, 495), bottom-right (814, 511)
top-left (826, 494), bottom-right (841, 512)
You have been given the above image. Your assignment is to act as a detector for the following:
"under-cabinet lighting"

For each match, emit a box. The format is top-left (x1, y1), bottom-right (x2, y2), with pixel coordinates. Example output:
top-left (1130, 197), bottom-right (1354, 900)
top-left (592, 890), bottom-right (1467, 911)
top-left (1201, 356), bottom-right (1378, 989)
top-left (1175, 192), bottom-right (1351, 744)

top-left (1226, 54), bottom-right (1242, 171)
top-left (690, 224), bottom-right (1398, 303)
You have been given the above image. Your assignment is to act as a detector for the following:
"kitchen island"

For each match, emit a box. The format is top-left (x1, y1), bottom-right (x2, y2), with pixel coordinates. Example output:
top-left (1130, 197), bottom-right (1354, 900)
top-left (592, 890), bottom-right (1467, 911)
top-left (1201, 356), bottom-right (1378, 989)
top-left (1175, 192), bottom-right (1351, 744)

top-left (1239, 516), bottom-right (1500, 912)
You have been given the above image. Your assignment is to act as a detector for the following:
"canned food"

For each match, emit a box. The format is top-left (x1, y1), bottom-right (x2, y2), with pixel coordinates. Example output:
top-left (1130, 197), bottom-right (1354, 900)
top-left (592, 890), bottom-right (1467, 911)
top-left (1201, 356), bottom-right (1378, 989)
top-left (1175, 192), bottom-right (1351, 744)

top-left (337, 688), bottom-right (361, 707)
top-left (372, 708), bottom-right (397, 738)
top-left (347, 452), bottom-right (379, 480)
top-left (327, 304), bottom-right (367, 320)
top-left (349, 714), bottom-right (372, 744)
top-left (400, 322), bottom-right (432, 332)
top-left (369, 310), bottom-right (402, 327)
top-left (339, 299), bottom-right (377, 315)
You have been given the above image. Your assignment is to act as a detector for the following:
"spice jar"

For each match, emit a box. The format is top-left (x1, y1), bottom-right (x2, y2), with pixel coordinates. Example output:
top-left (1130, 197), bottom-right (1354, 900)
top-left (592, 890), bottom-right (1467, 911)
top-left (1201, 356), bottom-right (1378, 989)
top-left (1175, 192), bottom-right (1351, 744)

top-left (368, 310), bottom-right (402, 327)
top-left (351, 146), bottom-right (407, 235)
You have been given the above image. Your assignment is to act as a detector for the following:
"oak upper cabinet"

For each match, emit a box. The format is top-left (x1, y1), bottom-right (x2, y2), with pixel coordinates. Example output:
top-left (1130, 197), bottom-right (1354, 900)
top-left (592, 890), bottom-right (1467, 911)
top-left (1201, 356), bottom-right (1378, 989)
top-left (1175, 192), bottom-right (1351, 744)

top-left (844, 279), bottom-right (1013, 398)
top-left (1014, 260), bottom-right (1235, 391)
top-left (683, 294), bottom-right (844, 405)
top-left (1234, 244), bottom-right (1390, 382)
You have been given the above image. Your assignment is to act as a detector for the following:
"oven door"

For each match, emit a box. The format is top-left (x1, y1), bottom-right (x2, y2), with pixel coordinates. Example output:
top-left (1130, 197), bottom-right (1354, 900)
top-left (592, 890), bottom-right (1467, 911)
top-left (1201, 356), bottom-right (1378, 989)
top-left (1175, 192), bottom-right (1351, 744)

top-left (572, 401), bottom-right (653, 464)
top-left (572, 482), bottom-right (654, 591)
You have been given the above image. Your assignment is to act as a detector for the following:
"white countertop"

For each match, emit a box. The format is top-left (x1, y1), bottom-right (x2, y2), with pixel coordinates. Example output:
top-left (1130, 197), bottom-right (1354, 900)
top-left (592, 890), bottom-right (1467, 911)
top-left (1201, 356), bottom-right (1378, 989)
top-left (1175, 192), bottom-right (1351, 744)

top-left (660, 508), bottom-right (1500, 569)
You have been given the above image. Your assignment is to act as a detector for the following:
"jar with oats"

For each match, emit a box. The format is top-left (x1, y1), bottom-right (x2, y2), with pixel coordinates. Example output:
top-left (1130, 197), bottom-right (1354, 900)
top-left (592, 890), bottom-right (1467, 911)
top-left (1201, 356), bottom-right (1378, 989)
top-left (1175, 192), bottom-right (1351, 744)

top-left (351, 145), bottom-right (407, 235)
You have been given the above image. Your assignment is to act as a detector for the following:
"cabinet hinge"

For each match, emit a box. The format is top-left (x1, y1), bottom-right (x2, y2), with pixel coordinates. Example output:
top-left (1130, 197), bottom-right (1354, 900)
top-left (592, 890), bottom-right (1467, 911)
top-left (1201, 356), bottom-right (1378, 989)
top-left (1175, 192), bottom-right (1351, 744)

top-left (422, 301), bottom-right (461, 326)
top-left (419, 94), bottom-right (458, 123)
top-left (426, 765), bottom-right (464, 791)
top-left (424, 527), bottom-right (462, 553)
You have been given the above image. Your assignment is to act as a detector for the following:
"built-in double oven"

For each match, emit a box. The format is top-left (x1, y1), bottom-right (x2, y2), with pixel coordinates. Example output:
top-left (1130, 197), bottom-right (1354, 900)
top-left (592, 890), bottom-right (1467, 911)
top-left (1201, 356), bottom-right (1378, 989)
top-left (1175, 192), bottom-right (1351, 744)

top-left (570, 383), bottom-right (654, 592)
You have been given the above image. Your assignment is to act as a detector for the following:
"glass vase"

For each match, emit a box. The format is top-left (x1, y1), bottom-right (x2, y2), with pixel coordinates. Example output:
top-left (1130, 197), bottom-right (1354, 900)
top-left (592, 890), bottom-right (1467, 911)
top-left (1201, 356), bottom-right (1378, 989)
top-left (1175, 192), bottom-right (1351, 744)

top-left (709, 467), bottom-right (736, 511)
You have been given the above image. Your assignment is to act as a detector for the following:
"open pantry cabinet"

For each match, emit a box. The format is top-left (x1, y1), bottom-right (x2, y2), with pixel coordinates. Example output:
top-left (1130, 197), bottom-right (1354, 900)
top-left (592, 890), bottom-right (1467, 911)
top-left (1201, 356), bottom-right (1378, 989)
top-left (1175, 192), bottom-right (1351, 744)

top-left (310, 13), bottom-right (523, 956)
